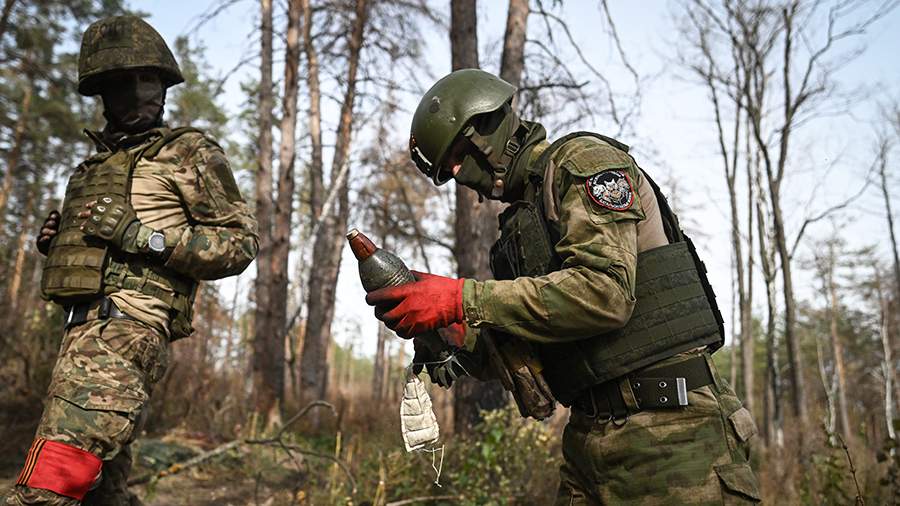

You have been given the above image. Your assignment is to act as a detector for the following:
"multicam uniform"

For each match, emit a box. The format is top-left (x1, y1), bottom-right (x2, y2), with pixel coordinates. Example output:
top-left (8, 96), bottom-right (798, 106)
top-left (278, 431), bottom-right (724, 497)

top-left (7, 127), bottom-right (258, 505)
top-left (459, 133), bottom-right (761, 505)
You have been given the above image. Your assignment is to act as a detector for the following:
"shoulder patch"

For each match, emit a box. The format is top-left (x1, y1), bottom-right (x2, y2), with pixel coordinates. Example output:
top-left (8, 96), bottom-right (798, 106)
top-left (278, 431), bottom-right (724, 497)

top-left (585, 170), bottom-right (634, 211)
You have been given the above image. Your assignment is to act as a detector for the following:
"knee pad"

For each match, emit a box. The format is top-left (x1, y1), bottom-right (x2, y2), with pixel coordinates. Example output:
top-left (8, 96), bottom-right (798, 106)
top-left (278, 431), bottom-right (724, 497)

top-left (16, 438), bottom-right (102, 501)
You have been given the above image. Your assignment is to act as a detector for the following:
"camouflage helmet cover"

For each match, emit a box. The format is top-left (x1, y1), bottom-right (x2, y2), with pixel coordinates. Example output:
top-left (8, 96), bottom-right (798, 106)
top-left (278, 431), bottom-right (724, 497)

top-left (409, 69), bottom-right (516, 184)
top-left (78, 16), bottom-right (184, 96)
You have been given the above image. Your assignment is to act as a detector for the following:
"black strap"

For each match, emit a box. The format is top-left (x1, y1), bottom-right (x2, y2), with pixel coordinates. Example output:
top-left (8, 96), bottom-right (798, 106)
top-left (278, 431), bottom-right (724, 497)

top-left (65, 296), bottom-right (134, 329)
top-left (573, 355), bottom-right (715, 418)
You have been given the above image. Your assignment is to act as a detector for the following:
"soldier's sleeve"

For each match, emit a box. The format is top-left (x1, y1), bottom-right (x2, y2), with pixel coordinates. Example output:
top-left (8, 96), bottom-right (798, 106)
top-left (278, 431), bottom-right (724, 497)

top-left (461, 141), bottom-right (645, 343)
top-left (164, 135), bottom-right (259, 280)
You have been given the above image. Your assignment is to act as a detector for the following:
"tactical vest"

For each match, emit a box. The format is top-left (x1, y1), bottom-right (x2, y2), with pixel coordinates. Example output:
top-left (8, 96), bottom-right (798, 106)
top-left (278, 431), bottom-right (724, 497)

top-left (489, 132), bottom-right (725, 405)
top-left (41, 127), bottom-right (202, 339)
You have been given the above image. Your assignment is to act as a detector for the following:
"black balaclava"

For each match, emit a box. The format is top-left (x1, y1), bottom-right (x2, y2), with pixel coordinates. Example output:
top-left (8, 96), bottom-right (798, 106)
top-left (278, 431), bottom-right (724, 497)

top-left (100, 69), bottom-right (166, 141)
top-left (453, 107), bottom-right (547, 203)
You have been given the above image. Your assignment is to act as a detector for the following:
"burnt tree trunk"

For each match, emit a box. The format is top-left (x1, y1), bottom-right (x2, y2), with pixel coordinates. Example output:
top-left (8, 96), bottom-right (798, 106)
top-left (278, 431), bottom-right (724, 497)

top-left (252, 0), bottom-right (279, 424)
top-left (301, 0), bottom-right (369, 407)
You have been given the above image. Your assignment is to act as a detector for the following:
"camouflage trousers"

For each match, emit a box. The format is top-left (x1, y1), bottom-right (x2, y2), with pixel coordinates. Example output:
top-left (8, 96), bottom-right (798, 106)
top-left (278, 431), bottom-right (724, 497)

top-left (6, 317), bottom-right (168, 506)
top-left (555, 358), bottom-right (761, 505)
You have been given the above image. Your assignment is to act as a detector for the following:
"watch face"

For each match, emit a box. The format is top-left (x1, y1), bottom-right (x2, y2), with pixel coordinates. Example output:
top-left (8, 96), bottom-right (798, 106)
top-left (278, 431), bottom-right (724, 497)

top-left (149, 232), bottom-right (166, 252)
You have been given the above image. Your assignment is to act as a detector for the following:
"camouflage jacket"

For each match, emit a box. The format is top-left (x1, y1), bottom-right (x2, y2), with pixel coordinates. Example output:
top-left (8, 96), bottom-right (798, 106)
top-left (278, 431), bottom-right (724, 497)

top-left (461, 135), bottom-right (668, 344)
top-left (85, 126), bottom-right (258, 333)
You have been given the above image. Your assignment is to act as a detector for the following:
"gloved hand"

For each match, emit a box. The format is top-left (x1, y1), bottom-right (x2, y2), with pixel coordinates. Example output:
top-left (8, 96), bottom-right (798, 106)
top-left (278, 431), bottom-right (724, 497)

top-left (36, 210), bottom-right (61, 256)
top-left (411, 338), bottom-right (468, 388)
top-left (78, 196), bottom-right (145, 254)
top-left (438, 321), bottom-right (468, 348)
top-left (366, 270), bottom-right (465, 339)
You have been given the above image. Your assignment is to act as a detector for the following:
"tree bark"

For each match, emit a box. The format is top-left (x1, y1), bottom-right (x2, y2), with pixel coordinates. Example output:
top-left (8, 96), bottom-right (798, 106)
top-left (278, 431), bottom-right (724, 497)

top-left (824, 242), bottom-right (850, 442)
top-left (302, 0), bottom-right (324, 225)
top-left (269, 0), bottom-right (302, 414)
top-left (252, 0), bottom-right (279, 425)
top-left (875, 267), bottom-right (897, 445)
top-left (449, 0), bottom-right (508, 432)
top-left (0, 78), bottom-right (32, 232)
top-left (756, 163), bottom-right (781, 448)
top-left (499, 0), bottom-right (528, 86)
top-left (300, 0), bottom-right (369, 406)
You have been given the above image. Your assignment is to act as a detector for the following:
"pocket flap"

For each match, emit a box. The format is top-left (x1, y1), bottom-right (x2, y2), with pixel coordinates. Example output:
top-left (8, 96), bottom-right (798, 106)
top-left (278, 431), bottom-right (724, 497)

top-left (728, 407), bottom-right (758, 443)
top-left (51, 377), bottom-right (146, 415)
top-left (715, 463), bottom-right (761, 501)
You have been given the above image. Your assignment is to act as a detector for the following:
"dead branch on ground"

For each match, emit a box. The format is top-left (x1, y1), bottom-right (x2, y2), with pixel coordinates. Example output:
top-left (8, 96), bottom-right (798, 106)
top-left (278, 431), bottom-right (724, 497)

top-left (127, 401), bottom-right (356, 494)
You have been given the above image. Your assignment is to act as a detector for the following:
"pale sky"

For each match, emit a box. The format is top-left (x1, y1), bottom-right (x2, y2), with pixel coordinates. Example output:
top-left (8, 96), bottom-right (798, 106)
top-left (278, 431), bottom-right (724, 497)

top-left (137, 0), bottom-right (900, 359)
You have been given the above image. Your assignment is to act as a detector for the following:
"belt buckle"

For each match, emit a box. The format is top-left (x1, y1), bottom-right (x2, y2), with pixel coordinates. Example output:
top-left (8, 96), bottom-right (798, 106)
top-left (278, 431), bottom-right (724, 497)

top-left (676, 377), bottom-right (688, 406)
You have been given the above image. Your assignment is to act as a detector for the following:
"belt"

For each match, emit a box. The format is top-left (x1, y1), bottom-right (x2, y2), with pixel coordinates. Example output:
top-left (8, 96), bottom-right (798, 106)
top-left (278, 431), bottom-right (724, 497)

top-left (64, 297), bottom-right (133, 329)
top-left (572, 354), bottom-right (714, 422)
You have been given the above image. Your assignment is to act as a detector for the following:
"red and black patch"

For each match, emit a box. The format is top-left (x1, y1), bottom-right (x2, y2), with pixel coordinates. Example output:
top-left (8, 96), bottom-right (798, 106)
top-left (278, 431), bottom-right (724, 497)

top-left (16, 437), bottom-right (102, 500)
top-left (585, 170), bottom-right (634, 211)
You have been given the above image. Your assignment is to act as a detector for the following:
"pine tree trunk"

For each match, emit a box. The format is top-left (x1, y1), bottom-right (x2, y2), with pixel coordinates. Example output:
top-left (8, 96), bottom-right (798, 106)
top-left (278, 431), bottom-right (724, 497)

top-left (252, 0), bottom-right (280, 425)
top-left (499, 0), bottom-right (528, 86)
top-left (0, 79), bottom-right (32, 232)
top-left (449, 0), bottom-right (509, 432)
top-left (300, 0), bottom-right (368, 407)
top-left (266, 0), bottom-right (302, 419)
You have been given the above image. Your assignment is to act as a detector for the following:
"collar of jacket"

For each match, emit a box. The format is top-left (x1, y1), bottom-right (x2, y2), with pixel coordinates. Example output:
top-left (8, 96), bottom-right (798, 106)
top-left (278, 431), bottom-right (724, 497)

top-left (83, 124), bottom-right (169, 153)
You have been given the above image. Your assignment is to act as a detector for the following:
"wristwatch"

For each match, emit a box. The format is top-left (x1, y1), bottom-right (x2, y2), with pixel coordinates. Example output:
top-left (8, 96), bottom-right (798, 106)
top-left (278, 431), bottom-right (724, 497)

top-left (148, 230), bottom-right (166, 254)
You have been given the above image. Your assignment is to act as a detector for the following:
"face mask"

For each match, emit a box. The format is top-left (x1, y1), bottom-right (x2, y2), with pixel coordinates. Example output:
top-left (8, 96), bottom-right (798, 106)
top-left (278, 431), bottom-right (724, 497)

top-left (453, 153), bottom-right (496, 197)
top-left (452, 106), bottom-right (523, 199)
top-left (101, 70), bottom-right (165, 134)
top-left (400, 370), bottom-right (441, 452)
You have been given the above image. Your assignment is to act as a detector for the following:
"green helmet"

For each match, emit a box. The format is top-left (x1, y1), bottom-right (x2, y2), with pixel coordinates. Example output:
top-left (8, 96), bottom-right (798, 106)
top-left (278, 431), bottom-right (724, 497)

top-left (78, 16), bottom-right (184, 96)
top-left (409, 69), bottom-right (516, 185)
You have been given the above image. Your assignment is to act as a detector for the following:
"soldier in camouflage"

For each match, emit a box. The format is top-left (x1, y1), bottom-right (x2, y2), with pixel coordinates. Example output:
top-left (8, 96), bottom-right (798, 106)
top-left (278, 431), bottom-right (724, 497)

top-left (6, 16), bottom-right (258, 506)
top-left (366, 69), bottom-right (761, 504)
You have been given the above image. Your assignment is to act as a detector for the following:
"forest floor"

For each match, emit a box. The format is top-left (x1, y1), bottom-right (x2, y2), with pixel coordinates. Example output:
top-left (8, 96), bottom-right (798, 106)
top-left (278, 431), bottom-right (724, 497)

top-left (0, 395), bottom-right (558, 505)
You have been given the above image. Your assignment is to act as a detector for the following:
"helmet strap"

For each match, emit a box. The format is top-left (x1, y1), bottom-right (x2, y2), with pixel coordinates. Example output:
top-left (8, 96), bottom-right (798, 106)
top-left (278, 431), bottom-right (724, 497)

top-left (462, 106), bottom-right (527, 199)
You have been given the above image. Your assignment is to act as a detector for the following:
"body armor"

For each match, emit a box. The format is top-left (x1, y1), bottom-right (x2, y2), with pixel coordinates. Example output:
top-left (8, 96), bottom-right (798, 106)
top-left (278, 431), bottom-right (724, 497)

top-left (42, 127), bottom-right (201, 338)
top-left (489, 132), bottom-right (725, 405)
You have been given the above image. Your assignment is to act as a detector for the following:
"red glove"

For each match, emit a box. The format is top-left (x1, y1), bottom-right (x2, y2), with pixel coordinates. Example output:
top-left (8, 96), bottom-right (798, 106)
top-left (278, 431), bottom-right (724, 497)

top-left (366, 271), bottom-right (465, 339)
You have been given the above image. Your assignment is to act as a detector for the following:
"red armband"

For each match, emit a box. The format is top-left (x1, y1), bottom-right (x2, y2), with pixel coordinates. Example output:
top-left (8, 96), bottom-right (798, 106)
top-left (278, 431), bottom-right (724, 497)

top-left (16, 438), bottom-right (102, 500)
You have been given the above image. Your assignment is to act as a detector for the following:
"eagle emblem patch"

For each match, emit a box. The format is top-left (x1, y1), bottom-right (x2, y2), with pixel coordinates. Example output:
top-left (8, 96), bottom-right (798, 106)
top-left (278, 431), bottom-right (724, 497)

top-left (585, 170), bottom-right (634, 211)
